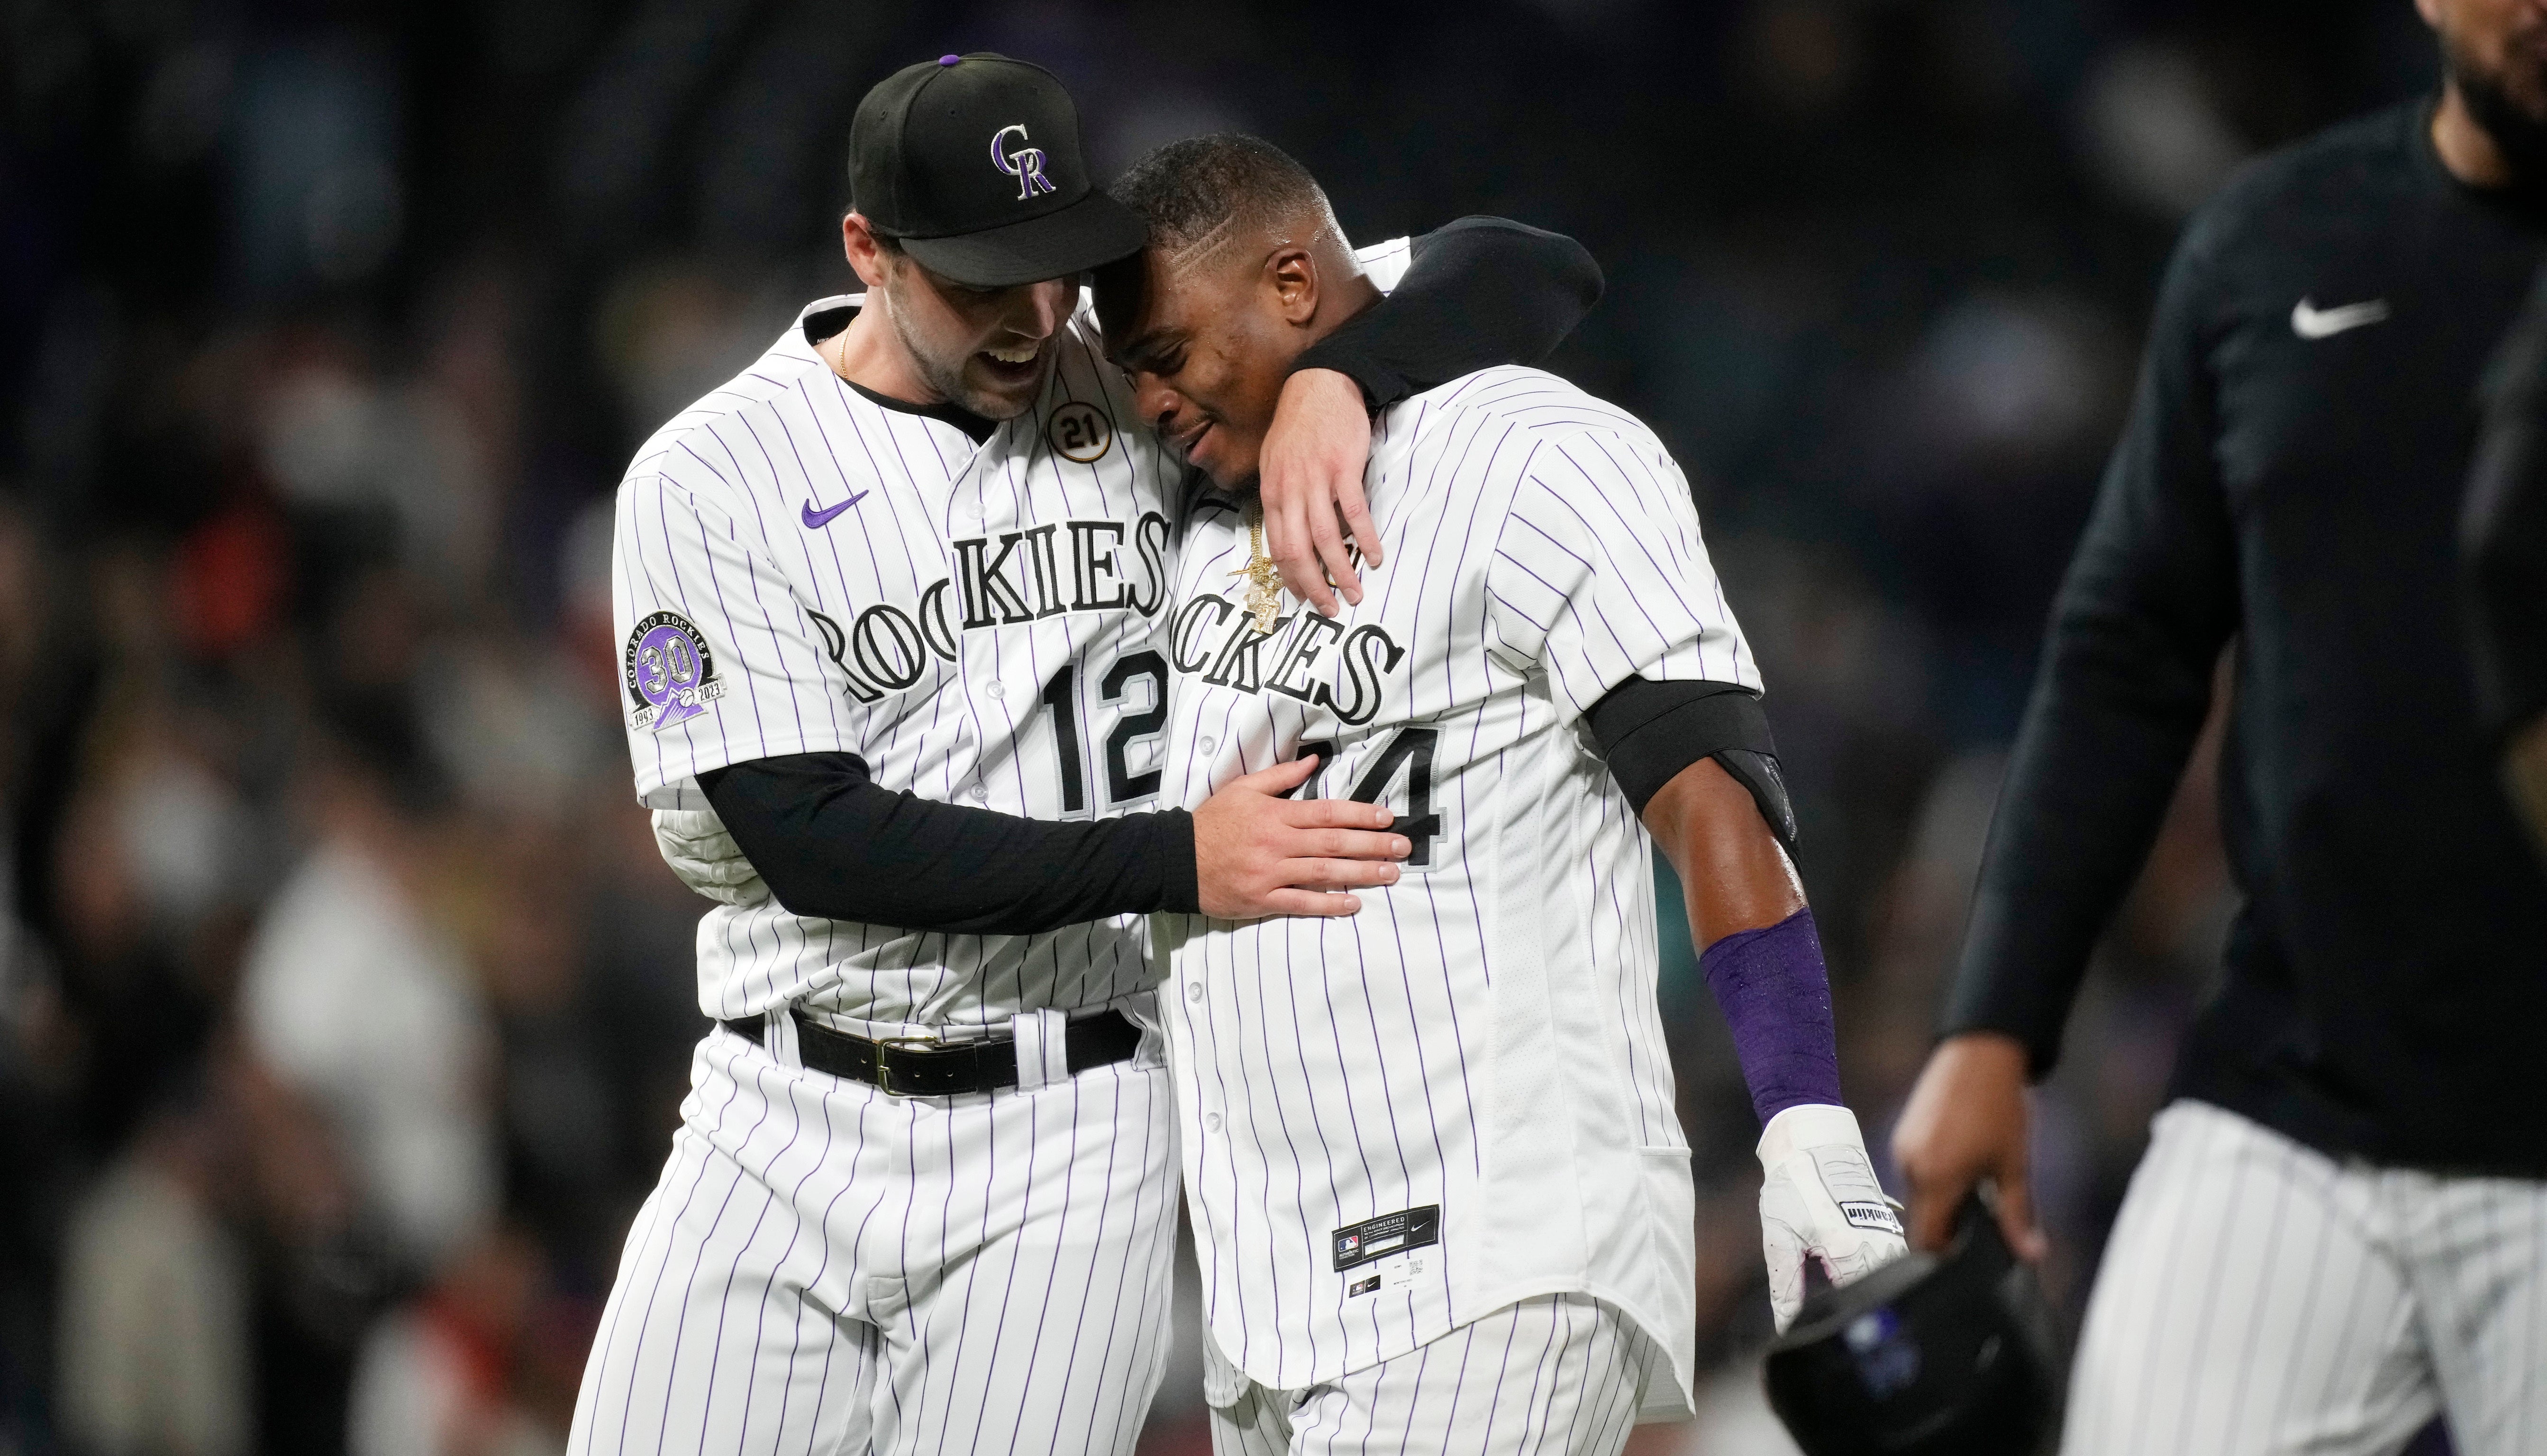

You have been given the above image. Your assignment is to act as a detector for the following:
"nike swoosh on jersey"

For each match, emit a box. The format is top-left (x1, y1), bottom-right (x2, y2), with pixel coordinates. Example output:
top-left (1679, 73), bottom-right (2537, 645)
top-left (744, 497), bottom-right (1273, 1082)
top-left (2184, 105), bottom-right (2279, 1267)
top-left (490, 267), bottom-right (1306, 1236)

top-left (2291, 297), bottom-right (2390, 339)
top-left (800, 491), bottom-right (870, 528)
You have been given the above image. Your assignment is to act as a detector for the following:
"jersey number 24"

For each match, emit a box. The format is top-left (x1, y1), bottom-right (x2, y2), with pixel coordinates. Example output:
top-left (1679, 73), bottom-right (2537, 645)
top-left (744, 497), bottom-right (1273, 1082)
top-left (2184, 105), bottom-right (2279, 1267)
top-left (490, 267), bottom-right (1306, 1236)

top-left (1295, 728), bottom-right (1444, 868)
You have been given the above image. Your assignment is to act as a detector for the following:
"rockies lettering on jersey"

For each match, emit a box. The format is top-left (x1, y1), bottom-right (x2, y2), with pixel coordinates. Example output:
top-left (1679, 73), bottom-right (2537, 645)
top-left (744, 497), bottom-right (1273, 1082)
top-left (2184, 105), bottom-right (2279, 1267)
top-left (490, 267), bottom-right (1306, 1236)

top-left (608, 294), bottom-right (1173, 1032)
top-left (1167, 595), bottom-right (1404, 721)
top-left (585, 241), bottom-right (1430, 1456)
top-left (797, 511), bottom-right (1168, 702)
top-left (609, 235), bottom-right (1420, 1034)
top-left (1155, 365), bottom-right (1757, 1423)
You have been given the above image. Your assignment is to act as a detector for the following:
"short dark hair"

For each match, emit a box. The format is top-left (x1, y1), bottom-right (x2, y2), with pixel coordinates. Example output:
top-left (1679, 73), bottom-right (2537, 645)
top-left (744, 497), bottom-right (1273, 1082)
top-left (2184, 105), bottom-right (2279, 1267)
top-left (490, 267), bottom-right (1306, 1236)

top-left (1108, 134), bottom-right (1332, 255)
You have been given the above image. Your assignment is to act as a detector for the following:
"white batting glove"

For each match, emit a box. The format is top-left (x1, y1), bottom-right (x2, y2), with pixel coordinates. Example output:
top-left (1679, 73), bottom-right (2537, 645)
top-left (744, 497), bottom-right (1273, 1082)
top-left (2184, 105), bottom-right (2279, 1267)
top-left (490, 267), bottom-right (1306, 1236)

top-left (1757, 1103), bottom-right (1909, 1333)
top-left (651, 807), bottom-right (770, 907)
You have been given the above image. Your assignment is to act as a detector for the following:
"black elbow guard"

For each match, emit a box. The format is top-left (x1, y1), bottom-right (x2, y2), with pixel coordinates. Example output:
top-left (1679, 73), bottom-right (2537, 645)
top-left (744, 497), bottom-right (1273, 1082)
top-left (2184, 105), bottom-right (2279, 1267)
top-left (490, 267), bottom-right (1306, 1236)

top-left (1585, 676), bottom-right (1800, 856)
top-left (1708, 747), bottom-right (1800, 857)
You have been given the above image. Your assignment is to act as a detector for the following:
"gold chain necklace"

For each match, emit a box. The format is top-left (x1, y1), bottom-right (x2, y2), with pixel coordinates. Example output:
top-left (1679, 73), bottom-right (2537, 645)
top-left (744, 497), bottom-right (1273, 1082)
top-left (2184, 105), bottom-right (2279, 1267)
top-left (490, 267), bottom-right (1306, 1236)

top-left (1228, 498), bottom-right (1284, 635)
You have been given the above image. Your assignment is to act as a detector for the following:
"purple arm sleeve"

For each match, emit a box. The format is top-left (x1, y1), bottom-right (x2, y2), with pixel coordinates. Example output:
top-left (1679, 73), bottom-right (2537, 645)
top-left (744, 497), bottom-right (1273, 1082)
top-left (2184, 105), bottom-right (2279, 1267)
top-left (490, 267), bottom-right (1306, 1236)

top-left (1699, 907), bottom-right (1844, 1126)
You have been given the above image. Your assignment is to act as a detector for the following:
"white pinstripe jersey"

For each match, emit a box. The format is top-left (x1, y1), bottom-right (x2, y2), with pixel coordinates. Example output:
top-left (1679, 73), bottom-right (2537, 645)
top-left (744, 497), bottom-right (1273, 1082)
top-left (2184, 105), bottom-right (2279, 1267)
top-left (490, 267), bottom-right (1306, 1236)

top-left (1155, 365), bottom-right (1757, 1417)
top-left (609, 294), bottom-right (1173, 1032)
top-left (612, 241), bottom-right (1415, 1034)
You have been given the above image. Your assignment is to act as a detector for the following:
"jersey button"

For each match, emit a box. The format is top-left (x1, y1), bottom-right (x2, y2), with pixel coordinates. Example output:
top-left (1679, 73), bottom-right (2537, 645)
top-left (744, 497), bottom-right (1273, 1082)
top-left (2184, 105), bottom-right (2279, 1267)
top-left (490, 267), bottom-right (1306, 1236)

top-left (984, 681), bottom-right (1005, 698)
top-left (1198, 736), bottom-right (1217, 754)
top-left (970, 784), bottom-right (989, 802)
top-left (1186, 982), bottom-right (1204, 1003)
top-left (1205, 1112), bottom-right (1223, 1133)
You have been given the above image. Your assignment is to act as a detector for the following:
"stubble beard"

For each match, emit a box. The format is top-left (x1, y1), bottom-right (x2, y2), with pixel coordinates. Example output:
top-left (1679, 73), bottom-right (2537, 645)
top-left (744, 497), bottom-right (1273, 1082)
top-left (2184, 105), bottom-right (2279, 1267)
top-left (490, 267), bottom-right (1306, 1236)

top-left (881, 280), bottom-right (1049, 422)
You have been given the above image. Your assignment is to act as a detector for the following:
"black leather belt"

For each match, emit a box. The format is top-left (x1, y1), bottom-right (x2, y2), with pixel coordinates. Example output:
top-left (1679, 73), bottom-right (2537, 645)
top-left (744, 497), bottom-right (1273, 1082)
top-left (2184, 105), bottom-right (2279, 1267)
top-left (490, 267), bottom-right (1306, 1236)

top-left (720, 1008), bottom-right (1143, 1097)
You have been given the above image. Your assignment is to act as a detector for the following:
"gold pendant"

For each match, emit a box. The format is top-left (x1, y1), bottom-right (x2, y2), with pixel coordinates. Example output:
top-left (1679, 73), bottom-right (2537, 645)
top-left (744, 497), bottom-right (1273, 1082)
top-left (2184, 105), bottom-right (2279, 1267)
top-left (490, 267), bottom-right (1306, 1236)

top-left (1228, 499), bottom-right (1284, 635)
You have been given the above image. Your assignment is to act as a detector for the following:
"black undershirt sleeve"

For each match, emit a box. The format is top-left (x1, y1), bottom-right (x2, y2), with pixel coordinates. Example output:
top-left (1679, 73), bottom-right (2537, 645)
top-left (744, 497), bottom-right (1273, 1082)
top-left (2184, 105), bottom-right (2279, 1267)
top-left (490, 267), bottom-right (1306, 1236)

top-left (697, 753), bottom-right (1200, 935)
top-left (1938, 226), bottom-right (2242, 1079)
top-left (1584, 677), bottom-right (1798, 855)
top-left (704, 223), bottom-right (1597, 936)
top-left (2466, 262), bottom-right (2547, 744)
top-left (1291, 217), bottom-right (1604, 410)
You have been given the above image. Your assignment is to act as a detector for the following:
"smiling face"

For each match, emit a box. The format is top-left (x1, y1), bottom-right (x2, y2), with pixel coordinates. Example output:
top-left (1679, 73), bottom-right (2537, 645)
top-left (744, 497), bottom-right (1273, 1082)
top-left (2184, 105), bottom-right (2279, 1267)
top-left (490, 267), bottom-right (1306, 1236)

top-left (846, 215), bottom-right (1073, 419)
top-left (1095, 229), bottom-right (1313, 490)
top-left (884, 254), bottom-right (1073, 419)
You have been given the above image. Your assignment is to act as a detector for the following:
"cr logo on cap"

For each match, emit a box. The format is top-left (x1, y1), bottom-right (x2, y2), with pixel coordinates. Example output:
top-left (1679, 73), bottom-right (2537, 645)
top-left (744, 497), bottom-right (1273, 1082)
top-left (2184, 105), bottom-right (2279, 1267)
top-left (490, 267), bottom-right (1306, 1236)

top-left (990, 123), bottom-right (1057, 201)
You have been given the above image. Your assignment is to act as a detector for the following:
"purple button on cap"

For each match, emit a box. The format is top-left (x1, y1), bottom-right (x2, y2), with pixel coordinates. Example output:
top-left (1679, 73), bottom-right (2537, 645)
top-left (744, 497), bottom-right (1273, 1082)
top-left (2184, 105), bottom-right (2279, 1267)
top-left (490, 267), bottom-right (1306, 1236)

top-left (939, 54), bottom-right (960, 65)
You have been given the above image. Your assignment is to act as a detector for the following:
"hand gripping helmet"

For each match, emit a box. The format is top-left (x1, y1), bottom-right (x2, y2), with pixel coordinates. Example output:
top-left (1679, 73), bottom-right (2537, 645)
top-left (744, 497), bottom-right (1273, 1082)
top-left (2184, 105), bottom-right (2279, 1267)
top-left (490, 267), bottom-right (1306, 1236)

top-left (1763, 1192), bottom-right (2063, 1456)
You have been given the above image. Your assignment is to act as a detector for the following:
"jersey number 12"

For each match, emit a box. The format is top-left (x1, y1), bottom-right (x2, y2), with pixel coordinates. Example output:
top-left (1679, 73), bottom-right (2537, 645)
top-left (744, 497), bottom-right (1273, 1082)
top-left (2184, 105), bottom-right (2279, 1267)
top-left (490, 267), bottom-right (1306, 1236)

top-left (1039, 652), bottom-right (1169, 812)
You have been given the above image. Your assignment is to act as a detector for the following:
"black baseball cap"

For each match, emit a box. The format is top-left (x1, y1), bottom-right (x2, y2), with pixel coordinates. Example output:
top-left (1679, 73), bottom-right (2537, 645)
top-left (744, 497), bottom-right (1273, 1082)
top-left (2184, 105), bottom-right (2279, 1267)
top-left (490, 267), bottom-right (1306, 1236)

top-left (849, 53), bottom-right (1145, 288)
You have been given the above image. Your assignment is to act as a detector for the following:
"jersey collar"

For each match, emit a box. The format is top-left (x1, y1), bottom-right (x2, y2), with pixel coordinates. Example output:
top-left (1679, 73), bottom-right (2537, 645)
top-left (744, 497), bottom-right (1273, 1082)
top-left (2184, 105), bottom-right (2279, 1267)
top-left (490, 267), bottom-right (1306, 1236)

top-left (797, 294), bottom-right (997, 443)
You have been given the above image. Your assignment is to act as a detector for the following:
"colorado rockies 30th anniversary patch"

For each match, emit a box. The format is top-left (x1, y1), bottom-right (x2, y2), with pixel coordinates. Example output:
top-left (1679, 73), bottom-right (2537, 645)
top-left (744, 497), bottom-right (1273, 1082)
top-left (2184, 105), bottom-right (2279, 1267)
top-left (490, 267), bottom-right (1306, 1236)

top-left (624, 610), bottom-right (727, 732)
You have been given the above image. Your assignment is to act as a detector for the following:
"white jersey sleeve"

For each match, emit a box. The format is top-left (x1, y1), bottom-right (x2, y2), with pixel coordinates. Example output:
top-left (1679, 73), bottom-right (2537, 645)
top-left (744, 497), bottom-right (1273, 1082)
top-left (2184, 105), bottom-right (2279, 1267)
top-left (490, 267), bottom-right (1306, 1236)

top-left (1355, 235), bottom-right (1413, 291)
top-left (615, 469), bottom-right (873, 809)
top-left (1481, 429), bottom-right (1759, 721)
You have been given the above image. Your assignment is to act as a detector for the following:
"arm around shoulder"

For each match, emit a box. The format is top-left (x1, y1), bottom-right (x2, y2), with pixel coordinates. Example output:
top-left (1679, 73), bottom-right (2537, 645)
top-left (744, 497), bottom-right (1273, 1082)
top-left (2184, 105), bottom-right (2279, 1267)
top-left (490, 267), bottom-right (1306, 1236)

top-left (1292, 217), bottom-right (1603, 409)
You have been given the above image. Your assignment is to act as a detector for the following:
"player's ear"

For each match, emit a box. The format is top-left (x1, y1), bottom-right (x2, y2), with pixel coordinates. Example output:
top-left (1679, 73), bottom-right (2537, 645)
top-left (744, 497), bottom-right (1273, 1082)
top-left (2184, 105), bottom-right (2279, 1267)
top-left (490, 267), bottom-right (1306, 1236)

top-left (1266, 245), bottom-right (1319, 326)
top-left (843, 212), bottom-right (895, 290)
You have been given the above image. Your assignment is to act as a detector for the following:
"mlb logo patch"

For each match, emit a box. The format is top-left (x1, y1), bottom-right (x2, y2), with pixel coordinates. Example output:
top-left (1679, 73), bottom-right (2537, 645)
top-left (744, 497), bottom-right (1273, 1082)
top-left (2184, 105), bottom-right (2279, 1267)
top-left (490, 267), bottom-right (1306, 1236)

top-left (1330, 1206), bottom-right (1441, 1271)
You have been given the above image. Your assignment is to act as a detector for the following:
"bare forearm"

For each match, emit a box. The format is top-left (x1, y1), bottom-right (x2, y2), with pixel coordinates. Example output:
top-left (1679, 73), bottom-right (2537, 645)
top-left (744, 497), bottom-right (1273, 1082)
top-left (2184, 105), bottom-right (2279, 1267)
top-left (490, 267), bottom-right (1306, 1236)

top-left (1643, 757), bottom-right (1803, 948)
top-left (1643, 758), bottom-right (1834, 1125)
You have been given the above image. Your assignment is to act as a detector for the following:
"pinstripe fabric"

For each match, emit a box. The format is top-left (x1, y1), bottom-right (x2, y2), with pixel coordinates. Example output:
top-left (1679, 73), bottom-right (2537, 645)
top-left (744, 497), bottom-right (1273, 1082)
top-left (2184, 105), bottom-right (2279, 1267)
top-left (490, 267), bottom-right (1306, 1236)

top-left (565, 1027), bottom-right (1179, 1456)
top-left (586, 243), bottom-right (1425, 1456)
top-left (609, 295), bottom-right (1167, 1034)
top-left (595, 292), bottom-right (1187, 1456)
top-left (1207, 1294), bottom-right (1650, 1456)
top-left (1155, 366), bottom-right (1745, 1420)
top-left (2065, 1100), bottom-right (2547, 1456)
top-left (612, 251), bottom-right (1415, 1036)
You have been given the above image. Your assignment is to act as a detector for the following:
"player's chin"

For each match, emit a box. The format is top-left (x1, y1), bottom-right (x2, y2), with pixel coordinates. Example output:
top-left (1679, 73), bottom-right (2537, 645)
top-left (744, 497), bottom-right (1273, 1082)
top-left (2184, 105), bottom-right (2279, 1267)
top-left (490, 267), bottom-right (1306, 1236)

top-left (959, 351), bottom-right (1052, 419)
top-left (1192, 436), bottom-right (1258, 493)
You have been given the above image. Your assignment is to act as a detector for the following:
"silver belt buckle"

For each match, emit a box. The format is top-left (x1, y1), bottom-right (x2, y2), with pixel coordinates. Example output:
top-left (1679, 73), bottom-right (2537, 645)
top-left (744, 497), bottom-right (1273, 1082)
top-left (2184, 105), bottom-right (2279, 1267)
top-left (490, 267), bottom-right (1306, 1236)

top-left (872, 1032), bottom-right (942, 1097)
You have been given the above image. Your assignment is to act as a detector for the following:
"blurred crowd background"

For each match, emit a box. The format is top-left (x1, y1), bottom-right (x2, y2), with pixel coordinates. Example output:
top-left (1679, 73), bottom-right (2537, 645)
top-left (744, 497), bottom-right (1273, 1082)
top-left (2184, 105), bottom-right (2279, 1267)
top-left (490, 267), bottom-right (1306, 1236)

top-left (0, 0), bottom-right (2447, 1452)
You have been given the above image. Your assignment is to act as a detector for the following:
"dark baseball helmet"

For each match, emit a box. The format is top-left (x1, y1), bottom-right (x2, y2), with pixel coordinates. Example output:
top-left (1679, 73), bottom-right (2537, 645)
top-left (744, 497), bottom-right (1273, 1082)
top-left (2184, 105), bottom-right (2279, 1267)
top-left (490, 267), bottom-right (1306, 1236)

top-left (1763, 1192), bottom-right (2063, 1456)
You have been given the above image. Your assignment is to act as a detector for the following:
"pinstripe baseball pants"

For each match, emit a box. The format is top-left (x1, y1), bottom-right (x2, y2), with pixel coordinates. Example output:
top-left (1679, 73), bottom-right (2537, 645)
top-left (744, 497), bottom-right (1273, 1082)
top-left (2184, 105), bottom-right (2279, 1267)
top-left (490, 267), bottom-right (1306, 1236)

top-left (1206, 1294), bottom-right (1653, 1456)
top-left (565, 1020), bottom-right (1180, 1456)
top-left (2065, 1099), bottom-right (2547, 1456)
